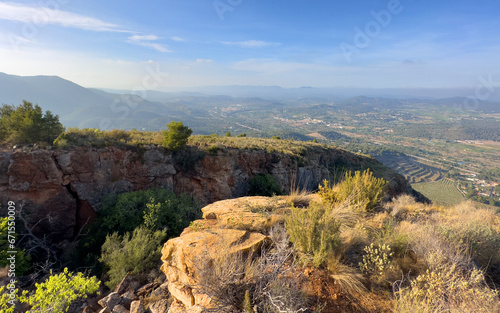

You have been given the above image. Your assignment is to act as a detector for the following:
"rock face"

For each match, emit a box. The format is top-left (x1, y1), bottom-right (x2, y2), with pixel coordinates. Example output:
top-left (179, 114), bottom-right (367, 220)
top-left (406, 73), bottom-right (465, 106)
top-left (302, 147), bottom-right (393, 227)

top-left (0, 144), bottom-right (416, 242)
top-left (160, 197), bottom-right (278, 313)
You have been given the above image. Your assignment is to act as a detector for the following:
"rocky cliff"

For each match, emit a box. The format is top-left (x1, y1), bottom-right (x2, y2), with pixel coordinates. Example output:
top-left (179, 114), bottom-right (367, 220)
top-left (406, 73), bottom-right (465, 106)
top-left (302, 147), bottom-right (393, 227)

top-left (0, 143), bottom-right (419, 243)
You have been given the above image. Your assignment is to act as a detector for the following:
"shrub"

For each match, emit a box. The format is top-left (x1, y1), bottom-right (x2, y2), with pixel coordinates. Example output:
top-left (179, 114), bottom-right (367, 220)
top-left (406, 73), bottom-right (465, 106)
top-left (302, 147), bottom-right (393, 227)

top-left (0, 285), bottom-right (17, 313)
top-left (286, 202), bottom-right (341, 267)
top-left (318, 169), bottom-right (387, 212)
top-left (359, 243), bottom-right (394, 277)
top-left (196, 225), bottom-right (308, 313)
top-left (248, 174), bottom-right (282, 197)
top-left (0, 101), bottom-right (64, 145)
top-left (162, 121), bottom-right (192, 151)
top-left (98, 188), bottom-right (200, 237)
top-left (0, 217), bottom-right (31, 276)
top-left (53, 128), bottom-right (132, 148)
top-left (73, 189), bottom-right (200, 274)
top-left (395, 262), bottom-right (500, 312)
top-left (100, 226), bottom-right (167, 289)
top-left (20, 268), bottom-right (100, 313)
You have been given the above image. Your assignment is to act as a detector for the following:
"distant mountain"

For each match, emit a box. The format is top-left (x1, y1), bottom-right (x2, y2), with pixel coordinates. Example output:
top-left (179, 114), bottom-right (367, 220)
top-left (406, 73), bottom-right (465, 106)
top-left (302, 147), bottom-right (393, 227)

top-left (1, 72), bottom-right (498, 132)
top-left (0, 72), bottom-right (203, 130)
top-left (0, 73), bottom-right (288, 131)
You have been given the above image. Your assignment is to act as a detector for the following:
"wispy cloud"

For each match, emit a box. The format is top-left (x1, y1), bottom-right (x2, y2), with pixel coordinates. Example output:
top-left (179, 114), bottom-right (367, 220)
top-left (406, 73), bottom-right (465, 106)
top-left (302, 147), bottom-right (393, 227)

top-left (0, 2), bottom-right (173, 52)
top-left (220, 40), bottom-right (281, 48)
top-left (0, 1), bottom-right (124, 32)
top-left (127, 35), bottom-right (171, 53)
top-left (170, 36), bottom-right (185, 42)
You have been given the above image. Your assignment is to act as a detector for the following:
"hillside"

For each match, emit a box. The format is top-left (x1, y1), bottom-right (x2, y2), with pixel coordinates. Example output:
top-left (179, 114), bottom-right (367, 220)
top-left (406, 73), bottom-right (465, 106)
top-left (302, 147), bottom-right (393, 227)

top-left (0, 136), bottom-right (422, 243)
top-left (83, 193), bottom-right (500, 312)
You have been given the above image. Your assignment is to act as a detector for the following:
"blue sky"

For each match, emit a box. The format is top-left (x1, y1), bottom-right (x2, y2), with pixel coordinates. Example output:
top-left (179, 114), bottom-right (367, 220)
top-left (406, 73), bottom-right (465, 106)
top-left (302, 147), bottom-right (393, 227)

top-left (0, 0), bottom-right (499, 90)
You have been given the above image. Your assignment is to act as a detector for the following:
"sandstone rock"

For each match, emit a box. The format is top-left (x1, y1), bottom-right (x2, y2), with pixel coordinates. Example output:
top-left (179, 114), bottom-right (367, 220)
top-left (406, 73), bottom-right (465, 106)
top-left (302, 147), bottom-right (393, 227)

top-left (98, 292), bottom-right (121, 311)
top-left (115, 273), bottom-right (132, 295)
top-left (129, 301), bottom-right (145, 313)
top-left (148, 299), bottom-right (170, 313)
top-left (136, 282), bottom-right (160, 297)
top-left (112, 305), bottom-right (130, 313)
top-left (121, 290), bottom-right (137, 309)
top-left (161, 197), bottom-right (273, 312)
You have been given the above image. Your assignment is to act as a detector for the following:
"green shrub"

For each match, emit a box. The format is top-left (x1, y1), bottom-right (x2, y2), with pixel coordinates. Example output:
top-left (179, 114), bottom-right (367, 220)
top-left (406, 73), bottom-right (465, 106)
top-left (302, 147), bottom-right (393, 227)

top-left (0, 217), bottom-right (31, 276)
top-left (207, 145), bottom-right (220, 154)
top-left (162, 121), bottom-right (192, 151)
top-left (100, 226), bottom-right (166, 289)
top-left (53, 128), bottom-right (132, 148)
top-left (395, 263), bottom-right (500, 312)
top-left (286, 202), bottom-right (341, 267)
top-left (0, 101), bottom-right (64, 145)
top-left (248, 174), bottom-right (282, 197)
top-left (319, 169), bottom-right (387, 212)
top-left (73, 188), bottom-right (200, 274)
top-left (0, 285), bottom-right (16, 313)
top-left (20, 268), bottom-right (100, 313)
top-left (359, 243), bottom-right (394, 277)
top-left (99, 188), bottom-right (200, 237)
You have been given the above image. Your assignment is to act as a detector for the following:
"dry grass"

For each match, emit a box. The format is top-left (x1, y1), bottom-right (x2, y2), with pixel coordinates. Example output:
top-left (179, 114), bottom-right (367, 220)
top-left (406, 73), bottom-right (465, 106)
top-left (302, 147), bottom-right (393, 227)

top-left (327, 255), bottom-right (367, 299)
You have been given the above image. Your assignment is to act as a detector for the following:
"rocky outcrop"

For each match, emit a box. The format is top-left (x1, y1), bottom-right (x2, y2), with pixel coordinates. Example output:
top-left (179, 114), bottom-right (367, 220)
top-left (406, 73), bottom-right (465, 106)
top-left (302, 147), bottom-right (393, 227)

top-left (0, 144), bottom-right (416, 242)
top-left (160, 197), bottom-right (282, 313)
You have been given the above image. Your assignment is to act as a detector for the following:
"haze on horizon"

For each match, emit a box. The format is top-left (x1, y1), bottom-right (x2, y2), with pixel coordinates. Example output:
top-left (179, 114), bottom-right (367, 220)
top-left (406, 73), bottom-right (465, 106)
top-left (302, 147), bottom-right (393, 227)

top-left (0, 0), bottom-right (499, 92)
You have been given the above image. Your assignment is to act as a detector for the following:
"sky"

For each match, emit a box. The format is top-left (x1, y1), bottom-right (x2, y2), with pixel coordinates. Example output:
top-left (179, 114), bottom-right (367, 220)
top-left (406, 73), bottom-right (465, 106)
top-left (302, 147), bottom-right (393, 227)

top-left (0, 0), bottom-right (499, 91)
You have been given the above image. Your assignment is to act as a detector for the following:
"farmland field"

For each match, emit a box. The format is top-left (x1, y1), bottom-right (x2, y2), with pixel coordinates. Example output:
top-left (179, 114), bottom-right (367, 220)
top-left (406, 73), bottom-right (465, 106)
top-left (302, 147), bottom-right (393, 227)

top-left (412, 179), bottom-right (465, 206)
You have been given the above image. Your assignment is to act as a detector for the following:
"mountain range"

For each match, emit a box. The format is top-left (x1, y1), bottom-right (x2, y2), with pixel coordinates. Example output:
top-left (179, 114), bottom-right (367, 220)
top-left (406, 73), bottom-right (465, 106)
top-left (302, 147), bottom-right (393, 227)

top-left (1, 72), bottom-right (499, 131)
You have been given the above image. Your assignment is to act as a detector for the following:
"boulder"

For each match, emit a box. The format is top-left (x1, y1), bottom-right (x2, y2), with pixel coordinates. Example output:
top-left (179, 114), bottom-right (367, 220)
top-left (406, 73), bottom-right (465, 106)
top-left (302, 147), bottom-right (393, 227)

top-left (161, 197), bottom-right (279, 312)
top-left (98, 292), bottom-right (121, 311)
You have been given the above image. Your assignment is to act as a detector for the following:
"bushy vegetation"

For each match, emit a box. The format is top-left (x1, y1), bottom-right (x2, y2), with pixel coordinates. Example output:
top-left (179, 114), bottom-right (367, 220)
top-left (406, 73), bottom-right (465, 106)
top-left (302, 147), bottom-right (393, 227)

top-left (100, 226), bottom-right (166, 289)
top-left (0, 101), bottom-right (64, 145)
top-left (19, 268), bottom-right (100, 313)
top-left (53, 128), bottom-right (133, 148)
top-left (286, 203), bottom-right (340, 267)
top-left (0, 217), bottom-right (31, 276)
top-left (196, 225), bottom-right (309, 313)
top-left (276, 171), bottom-right (500, 311)
top-left (98, 188), bottom-right (200, 237)
top-left (73, 188), bottom-right (200, 280)
top-left (318, 169), bottom-right (387, 212)
top-left (248, 174), bottom-right (282, 197)
top-left (162, 121), bottom-right (192, 151)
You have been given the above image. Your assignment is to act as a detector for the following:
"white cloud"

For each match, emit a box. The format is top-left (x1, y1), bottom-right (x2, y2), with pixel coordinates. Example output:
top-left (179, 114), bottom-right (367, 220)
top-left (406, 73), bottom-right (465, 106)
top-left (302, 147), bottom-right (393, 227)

top-left (220, 40), bottom-right (281, 48)
top-left (0, 2), bottom-right (172, 52)
top-left (128, 35), bottom-right (159, 41)
top-left (195, 58), bottom-right (213, 64)
top-left (0, 1), bottom-right (124, 32)
top-left (170, 36), bottom-right (185, 42)
top-left (127, 35), bottom-right (171, 53)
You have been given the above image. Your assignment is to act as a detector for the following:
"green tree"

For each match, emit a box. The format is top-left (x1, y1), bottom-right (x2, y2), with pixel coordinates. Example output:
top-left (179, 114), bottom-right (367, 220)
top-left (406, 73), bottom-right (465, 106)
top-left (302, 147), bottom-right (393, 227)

top-left (495, 185), bottom-right (500, 196)
top-left (0, 101), bottom-right (64, 144)
top-left (20, 268), bottom-right (100, 313)
top-left (100, 226), bottom-right (166, 289)
top-left (162, 121), bottom-right (192, 151)
top-left (225, 131), bottom-right (232, 137)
